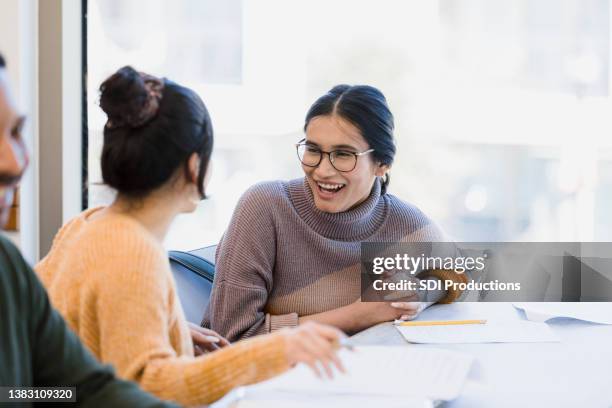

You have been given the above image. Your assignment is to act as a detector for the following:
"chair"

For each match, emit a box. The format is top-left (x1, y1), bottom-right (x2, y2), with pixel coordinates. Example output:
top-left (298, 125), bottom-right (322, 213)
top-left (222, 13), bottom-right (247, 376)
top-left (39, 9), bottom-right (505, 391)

top-left (169, 245), bottom-right (216, 325)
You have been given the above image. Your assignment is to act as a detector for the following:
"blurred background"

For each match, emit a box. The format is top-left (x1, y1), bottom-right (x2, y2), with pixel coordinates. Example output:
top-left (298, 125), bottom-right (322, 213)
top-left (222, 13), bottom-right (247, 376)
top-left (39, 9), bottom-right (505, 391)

top-left (86, 0), bottom-right (612, 250)
top-left (4, 0), bottom-right (611, 260)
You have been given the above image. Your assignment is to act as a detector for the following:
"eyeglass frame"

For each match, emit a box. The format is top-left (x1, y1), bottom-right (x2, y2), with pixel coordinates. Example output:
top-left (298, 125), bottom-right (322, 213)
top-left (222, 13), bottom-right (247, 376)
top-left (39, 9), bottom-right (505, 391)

top-left (295, 138), bottom-right (375, 172)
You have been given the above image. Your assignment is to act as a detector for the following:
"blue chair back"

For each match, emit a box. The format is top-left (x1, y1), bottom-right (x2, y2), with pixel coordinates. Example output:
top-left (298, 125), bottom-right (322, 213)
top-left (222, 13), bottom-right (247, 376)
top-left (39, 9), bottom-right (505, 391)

top-left (169, 246), bottom-right (216, 325)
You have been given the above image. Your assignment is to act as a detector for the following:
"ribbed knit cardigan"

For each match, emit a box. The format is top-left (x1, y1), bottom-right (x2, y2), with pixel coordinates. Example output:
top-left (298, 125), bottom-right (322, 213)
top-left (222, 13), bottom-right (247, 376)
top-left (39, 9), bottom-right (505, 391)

top-left (36, 208), bottom-right (289, 407)
top-left (203, 178), bottom-right (467, 341)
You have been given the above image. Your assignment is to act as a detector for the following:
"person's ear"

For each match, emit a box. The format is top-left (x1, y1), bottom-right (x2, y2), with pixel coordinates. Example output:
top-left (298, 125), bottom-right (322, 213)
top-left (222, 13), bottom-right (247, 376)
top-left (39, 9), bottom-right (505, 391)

top-left (375, 163), bottom-right (390, 177)
top-left (187, 152), bottom-right (200, 184)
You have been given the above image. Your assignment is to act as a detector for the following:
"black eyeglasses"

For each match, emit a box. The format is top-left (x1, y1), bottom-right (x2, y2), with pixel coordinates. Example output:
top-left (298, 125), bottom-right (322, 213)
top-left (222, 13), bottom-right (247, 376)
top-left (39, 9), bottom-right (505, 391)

top-left (295, 139), bottom-right (374, 172)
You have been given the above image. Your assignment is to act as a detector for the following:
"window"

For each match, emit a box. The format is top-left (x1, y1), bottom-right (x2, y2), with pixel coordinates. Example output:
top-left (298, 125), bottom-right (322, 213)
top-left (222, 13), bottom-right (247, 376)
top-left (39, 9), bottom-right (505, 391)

top-left (86, 0), bottom-right (612, 249)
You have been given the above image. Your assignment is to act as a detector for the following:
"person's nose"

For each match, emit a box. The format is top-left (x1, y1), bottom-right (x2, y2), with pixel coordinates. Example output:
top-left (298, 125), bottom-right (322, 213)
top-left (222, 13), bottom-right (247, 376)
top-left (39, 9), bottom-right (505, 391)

top-left (313, 152), bottom-right (338, 178)
top-left (0, 137), bottom-right (28, 178)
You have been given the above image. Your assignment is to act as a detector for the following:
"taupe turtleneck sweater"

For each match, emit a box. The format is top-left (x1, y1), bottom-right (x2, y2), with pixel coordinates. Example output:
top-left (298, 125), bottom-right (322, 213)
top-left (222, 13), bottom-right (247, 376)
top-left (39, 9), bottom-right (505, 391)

top-left (203, 178), bottom-right (466, 341)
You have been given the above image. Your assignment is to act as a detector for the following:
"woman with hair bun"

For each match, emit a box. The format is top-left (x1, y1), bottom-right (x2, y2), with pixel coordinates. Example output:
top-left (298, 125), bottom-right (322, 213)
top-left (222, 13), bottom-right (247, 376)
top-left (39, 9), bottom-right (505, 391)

top-left (204, 84), bottom-right (470, 341)
top-left (36, 67), bottom-right (345, 406)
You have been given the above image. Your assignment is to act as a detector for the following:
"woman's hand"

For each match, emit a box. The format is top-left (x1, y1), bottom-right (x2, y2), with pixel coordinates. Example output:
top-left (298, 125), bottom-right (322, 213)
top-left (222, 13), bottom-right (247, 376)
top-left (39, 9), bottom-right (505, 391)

top-left (188, 322), bottom-right (230, 356)
top-left (350, 295), bottom-right (427, 326)
top-left (389, 301), bottom-right (431, 321)
top-left (296, 292), bottom-right (432, 334)
top-left (280, 321), bottom-right (346, 379)
top-left (354, 270), bottom-right (433, 323)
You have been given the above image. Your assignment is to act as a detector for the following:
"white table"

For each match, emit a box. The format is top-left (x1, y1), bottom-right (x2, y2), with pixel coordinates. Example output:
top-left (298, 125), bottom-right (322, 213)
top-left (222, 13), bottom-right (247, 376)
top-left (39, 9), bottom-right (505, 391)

top-left (349, 303), bottom-right (612, 408)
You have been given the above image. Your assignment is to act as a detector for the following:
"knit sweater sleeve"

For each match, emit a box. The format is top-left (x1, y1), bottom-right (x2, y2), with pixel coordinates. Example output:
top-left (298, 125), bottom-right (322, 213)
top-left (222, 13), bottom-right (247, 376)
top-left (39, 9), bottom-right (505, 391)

top-left (389, 196), bottom-right (473, 304)
top-left (90, 230), bottom-right (289, 406)
top-left (203, 182), bottom-right (297, 341)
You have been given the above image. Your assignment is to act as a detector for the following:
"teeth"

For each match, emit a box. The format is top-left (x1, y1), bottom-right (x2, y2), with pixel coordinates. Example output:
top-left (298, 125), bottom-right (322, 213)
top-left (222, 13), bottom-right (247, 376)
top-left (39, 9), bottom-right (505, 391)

top-left (318, 182), bottom-right (344, 190)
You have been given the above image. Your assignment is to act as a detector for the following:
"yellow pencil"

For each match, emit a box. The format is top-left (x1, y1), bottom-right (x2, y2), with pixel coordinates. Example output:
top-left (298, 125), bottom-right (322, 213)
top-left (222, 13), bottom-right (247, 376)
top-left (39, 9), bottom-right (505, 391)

top-left (395, 319), bottom-right (487, 327)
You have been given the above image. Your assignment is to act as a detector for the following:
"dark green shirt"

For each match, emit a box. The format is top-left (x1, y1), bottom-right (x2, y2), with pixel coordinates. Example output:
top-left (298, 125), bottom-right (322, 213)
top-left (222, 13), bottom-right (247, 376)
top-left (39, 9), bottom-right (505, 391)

top-left (0, 235), bottom-right (180, 407)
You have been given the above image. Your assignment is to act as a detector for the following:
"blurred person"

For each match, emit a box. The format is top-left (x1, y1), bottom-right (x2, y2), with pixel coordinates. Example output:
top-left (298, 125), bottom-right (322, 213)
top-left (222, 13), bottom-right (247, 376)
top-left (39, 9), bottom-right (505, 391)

top-left (36, 66), bottom-right (345, 406)
top-left (0, 52), bottom-right (179, 407)
top-left (204, 85), bottom-right (469, 341)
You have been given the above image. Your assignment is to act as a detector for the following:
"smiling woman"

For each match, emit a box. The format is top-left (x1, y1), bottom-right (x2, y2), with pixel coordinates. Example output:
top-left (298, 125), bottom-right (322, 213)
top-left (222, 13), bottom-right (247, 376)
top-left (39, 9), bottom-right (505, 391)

top-left (299, 85), bottom-right (393, 213)
top-left (203, 84), bottom-right (471, 341)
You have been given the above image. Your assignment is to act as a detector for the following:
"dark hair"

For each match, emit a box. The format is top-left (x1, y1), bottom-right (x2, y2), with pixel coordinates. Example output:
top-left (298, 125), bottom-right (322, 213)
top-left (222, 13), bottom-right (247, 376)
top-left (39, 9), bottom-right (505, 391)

top-left (304, 84), bottom-right (395, 194)
top-left (0, 53), bottom-right (6, 68)
top-left (99, 66), bottom-right (213, 199)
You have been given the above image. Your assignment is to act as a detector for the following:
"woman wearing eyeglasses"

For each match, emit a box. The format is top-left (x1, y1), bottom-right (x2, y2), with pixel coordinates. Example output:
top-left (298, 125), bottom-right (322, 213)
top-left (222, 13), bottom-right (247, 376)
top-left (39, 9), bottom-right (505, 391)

top-left (203, 84), bottom-right (469, 341)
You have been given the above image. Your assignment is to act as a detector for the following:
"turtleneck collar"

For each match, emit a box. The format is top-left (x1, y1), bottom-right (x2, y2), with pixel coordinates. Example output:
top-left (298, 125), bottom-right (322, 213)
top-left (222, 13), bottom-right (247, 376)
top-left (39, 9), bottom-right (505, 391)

top-left (287, 177), bottom-right (388, 241)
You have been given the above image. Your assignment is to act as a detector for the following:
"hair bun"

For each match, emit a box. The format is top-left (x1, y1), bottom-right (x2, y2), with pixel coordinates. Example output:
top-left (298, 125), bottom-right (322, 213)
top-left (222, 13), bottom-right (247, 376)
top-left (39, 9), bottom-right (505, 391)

top-left (99, 66), bottom-right (164, 129)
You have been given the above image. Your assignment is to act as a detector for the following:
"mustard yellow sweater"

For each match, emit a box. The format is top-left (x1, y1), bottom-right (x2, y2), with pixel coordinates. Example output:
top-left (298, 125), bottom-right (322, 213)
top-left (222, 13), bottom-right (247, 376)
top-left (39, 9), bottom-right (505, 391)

top-left (36, 208), bottom-right (289, 407)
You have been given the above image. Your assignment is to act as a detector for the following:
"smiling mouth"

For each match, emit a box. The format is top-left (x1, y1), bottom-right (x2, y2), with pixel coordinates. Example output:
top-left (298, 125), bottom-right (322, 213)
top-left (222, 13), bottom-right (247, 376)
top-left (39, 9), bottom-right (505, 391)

top-left (316, 181), bottom-right (346, 195)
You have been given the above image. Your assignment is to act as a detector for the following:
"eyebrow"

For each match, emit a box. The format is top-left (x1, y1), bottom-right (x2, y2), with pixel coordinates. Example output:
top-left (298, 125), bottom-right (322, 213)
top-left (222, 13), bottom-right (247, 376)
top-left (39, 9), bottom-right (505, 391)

top-left (305, 141), bottom-right (360, 151)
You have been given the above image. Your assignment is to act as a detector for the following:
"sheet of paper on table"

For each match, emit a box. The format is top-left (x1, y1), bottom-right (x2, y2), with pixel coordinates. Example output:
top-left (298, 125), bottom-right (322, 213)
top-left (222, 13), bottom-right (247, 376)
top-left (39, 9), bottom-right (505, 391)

top-left (394, 302), bottom-right (560, 344)
top-left (211, 346), bottom-right (473, 408)
top-left (395, 320), bottom-right (560, 344)
top-left (415, 302), bottom-right (522, 322)
top-left (513, 302), bottom-right (612, 324)
top-left (225, 393), bottom-right (435, 408)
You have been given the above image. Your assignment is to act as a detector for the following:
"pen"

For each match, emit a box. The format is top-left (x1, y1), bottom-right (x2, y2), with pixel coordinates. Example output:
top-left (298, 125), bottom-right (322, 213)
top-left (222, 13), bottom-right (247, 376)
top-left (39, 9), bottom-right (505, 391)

top-left (394, 319), bottom-right (487, 327)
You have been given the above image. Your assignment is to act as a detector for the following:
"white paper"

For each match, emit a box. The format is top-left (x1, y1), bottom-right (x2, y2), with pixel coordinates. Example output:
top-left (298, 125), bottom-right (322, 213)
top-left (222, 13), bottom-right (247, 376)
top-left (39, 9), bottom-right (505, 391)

top-left (417, 302), bottom-right (521, 322)
top-left (396, 320), bottom-right (560, 344)
top-left (224, 393), bottom-right (434, 408)
top-left (241, 346), bottom-right (473, 402)
top-left (513, 302), bottom-right (612, 324)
